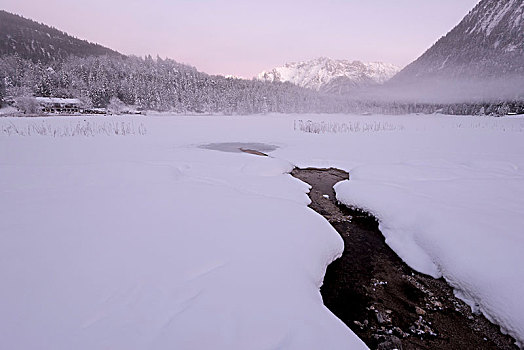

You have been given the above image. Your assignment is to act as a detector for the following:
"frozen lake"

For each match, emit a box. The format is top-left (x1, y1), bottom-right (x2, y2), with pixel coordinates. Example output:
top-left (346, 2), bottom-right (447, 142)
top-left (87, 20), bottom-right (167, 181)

top-left (1, 113), bottom-right (523, 349)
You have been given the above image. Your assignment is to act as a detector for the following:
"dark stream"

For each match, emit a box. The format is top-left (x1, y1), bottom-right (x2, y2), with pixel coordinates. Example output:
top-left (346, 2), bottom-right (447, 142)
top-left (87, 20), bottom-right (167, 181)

top-left (291, 167), bottom-right (518, 350)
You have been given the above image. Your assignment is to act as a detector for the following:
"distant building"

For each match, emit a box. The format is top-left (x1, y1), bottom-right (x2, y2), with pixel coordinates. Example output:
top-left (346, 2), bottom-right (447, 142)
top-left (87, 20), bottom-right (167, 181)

top-left (35, 97), bottom-right (83, 114)
top-left (82, 107), bottom-right (107, 115)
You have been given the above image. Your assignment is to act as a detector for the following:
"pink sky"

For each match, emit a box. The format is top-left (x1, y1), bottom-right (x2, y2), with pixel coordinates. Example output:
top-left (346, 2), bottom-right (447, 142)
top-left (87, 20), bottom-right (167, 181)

top-left (1, 0), bottom-right (480, 77)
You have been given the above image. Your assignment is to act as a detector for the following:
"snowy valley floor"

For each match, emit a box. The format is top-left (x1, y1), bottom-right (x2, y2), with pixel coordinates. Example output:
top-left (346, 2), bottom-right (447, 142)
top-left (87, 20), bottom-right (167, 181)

top-left (1, 114), bottom-right (524, 349)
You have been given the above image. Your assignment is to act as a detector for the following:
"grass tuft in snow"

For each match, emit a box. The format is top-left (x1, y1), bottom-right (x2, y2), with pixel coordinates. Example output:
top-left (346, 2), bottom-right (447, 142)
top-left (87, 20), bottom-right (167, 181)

top-left (1, 119), bottom-right (147, 137)
top-left (294, 119), bottom-right (405, 134)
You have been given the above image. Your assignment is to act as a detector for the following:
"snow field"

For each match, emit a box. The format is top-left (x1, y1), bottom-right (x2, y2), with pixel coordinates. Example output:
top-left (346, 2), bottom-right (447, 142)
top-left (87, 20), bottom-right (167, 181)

top-left (1, 113), bottom-right (524, 347)
top-left (0, 115), bottom-right (367, 350)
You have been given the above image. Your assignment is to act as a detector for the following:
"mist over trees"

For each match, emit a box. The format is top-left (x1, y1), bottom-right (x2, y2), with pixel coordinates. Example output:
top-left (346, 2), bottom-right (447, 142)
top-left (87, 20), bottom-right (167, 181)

top-left (385, 0), bottom-right (524, 106)
top-left (1, 53), bottom-right (523, 116)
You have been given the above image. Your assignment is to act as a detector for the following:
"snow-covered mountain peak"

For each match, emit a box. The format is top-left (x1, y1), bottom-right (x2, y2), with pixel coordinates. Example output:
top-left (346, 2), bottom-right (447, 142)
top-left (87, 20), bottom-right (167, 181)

top-left (257, 57), bottom-right (400, 92)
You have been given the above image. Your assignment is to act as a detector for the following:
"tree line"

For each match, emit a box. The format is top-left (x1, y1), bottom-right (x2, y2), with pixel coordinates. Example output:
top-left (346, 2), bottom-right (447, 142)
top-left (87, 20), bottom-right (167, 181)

top-left (1, 54), bottom-right (522, 116)
top-left (0, 54), bottom-right (359, 114)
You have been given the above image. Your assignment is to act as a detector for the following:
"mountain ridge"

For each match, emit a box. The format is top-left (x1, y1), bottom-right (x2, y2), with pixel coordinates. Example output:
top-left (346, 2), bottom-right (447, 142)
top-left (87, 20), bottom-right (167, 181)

top-left (392, 0), bottom-right (524, 82)
top-left (257, 57), bottom-right (400, 94)
top-left (0, 10), bottom-right (123, 62)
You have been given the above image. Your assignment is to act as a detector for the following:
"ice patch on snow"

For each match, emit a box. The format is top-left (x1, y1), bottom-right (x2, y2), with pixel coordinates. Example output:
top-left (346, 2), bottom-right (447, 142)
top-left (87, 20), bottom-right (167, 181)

top-left (200, 142), bottom-right (279, 154)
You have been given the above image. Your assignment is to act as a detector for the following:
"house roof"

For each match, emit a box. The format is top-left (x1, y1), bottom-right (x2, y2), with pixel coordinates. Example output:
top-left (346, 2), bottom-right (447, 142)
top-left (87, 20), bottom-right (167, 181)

top-left (35, 97), bottom-right (82, 105)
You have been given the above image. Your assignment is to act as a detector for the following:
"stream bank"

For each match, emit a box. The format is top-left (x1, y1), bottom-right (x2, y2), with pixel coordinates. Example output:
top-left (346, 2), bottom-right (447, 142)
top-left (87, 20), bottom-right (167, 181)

top-left (291, 167), bottom-right (518, 350)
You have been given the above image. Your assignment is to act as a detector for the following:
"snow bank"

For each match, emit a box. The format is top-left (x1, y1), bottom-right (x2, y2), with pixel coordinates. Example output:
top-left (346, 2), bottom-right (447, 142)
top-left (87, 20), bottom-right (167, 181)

top-left (269, 112), bottom-right (524, 346)
top-left (0, 116), bottom-right (367, 349)
top-left (330, 127), bottom-right (524, 346)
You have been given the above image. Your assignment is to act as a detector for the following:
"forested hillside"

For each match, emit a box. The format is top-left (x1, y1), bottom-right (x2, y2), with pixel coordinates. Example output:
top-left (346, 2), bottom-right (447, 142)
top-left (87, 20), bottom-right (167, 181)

top-left (0, 10), bottom-right (122, 62)
top-left (0, 54), bottom-right (358, 114)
